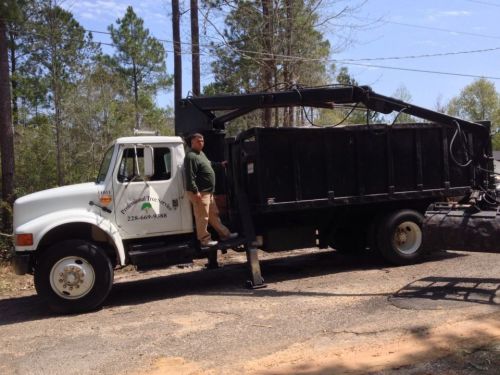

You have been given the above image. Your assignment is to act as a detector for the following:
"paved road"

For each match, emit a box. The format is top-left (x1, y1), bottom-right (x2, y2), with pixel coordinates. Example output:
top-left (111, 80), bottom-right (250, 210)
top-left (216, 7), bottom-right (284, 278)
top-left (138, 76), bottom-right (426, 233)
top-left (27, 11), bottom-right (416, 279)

top-left (1, 249), bottom-right (499, 374)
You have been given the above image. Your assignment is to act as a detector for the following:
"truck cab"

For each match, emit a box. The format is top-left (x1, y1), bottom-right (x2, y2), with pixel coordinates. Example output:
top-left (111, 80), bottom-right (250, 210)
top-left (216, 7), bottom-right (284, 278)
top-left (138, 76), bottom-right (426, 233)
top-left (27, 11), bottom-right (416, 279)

top-left (12, 136), bottom-right (207, 313)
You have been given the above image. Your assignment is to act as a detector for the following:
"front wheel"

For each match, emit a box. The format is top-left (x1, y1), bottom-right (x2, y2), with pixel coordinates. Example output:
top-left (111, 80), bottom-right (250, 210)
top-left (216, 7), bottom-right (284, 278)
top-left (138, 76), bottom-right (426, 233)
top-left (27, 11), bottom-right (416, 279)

top-left (34, 240), bottom-right (113, 314)
top-left (377, 210), bottom-right (426, 265)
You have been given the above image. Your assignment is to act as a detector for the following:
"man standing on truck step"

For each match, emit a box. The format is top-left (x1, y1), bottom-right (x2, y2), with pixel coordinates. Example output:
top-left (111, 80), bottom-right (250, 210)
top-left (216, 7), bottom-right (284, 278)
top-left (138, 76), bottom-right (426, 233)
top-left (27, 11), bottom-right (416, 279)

top-left (185, 133), bottom-right (238, 247)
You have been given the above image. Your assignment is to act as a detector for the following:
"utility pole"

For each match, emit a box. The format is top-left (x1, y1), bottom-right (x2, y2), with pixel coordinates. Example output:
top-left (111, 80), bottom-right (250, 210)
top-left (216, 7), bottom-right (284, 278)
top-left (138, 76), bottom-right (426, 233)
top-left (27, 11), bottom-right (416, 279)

top-left (190, 0), bottom-right (200, 96)
top-left (261, 0), bottom-right (273, 127)
top-left (172, 0), bottom-right (182, 118)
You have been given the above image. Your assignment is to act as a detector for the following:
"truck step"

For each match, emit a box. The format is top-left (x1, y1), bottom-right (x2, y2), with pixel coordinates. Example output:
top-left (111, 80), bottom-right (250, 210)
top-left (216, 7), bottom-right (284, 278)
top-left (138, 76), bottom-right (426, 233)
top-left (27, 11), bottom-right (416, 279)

top-left (199, 237), bottom-right (246, 252)
top-left (128, 242), bottom-right (195, 269)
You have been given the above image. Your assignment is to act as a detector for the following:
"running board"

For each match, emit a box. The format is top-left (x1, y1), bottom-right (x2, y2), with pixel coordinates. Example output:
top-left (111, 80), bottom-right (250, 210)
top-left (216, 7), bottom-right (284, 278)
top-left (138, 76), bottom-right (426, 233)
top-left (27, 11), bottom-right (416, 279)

top-left (129, 242), bottom-right (195, 269)
top-left (199, 237), bottom-right (246, 253)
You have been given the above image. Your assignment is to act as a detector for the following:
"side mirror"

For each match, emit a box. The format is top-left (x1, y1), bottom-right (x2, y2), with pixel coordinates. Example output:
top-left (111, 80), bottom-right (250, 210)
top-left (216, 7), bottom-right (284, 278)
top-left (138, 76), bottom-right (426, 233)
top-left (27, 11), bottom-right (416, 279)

top-left (143, 146), bottom-right (154, 178)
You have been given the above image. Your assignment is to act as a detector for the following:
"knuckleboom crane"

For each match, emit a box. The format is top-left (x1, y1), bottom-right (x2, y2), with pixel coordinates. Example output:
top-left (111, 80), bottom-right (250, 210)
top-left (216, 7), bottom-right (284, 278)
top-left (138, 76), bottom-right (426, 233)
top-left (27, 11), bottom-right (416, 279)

top-left (176, 85), bottom-right (500, 260)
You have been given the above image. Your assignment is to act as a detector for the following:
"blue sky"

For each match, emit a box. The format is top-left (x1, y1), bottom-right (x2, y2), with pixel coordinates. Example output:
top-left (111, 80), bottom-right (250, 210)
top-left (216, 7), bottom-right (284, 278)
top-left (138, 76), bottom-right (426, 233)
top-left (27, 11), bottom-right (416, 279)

top-left (61, 0), bottom-right (500, 111)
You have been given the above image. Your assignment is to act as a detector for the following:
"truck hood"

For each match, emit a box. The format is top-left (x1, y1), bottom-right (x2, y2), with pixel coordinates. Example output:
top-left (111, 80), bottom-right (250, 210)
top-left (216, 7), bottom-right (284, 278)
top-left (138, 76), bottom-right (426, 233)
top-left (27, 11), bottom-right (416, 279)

top-left (14, 182), bottom-right (101, 230)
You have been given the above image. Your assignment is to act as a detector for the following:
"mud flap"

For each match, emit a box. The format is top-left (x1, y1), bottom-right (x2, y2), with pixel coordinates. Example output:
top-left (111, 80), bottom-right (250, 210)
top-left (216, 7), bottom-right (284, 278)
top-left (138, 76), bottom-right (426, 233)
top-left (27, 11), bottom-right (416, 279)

top-left (424, 203), bottom-right (500, 253)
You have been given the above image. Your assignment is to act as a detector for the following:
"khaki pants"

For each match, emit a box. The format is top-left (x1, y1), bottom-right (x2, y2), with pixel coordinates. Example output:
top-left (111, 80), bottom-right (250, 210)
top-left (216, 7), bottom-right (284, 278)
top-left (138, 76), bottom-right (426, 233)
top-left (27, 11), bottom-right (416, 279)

top-left (187, 191), bottom-right (230, 244)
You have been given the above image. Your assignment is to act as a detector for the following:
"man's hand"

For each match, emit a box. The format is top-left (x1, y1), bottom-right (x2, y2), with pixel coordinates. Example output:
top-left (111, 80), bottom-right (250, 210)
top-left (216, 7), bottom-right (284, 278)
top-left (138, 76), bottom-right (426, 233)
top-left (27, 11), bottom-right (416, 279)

top-left (195, 192), bottom-right (202, 201)
top-left (221, 160), bottom-right (228, 168)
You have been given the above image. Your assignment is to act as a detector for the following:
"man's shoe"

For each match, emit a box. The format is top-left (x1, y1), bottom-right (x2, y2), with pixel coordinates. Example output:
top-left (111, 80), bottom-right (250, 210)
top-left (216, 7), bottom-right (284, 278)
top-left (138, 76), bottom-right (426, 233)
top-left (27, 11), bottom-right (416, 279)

top-left (223, 233), bottom-right (238, 241)
top-left (202, 240), bottom-right (218, 247)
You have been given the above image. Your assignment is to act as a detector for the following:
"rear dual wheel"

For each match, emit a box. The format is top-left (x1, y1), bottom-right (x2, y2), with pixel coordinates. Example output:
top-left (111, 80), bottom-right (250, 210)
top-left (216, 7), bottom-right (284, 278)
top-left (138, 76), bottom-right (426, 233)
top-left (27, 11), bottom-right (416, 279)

top-left (377, 210), bottom-right (425, 265)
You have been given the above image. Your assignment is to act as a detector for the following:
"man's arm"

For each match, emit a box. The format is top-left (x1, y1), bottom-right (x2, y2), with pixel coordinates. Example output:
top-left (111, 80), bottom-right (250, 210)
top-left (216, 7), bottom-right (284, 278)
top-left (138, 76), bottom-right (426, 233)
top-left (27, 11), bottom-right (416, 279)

top-left (210, 160), bottom-right (227, 170)
top-left (185, 156), bottom-right (199, 193)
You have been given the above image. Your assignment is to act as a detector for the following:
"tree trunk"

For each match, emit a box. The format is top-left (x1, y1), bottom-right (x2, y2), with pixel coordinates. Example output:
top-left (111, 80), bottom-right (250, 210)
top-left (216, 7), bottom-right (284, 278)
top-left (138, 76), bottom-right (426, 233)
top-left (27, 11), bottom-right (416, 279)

top-left (261, 0), bottom-right (273, 127)
top-left (172, 0), bottom-right (182, 123)
top-left (190, 0), bottom-right (200, 96)
top-left (132, 60), bottom-right (140, 129)
top-left (50, 26), bottom-right (64, 186)
top-left (284, 0), bottom-right (294, 127)
top-left (0, 18), bottom-right (15, 230)
top-left (53, 76), bottom-right (64, 186)
top-left (8, 31), bottom-right (18, 127)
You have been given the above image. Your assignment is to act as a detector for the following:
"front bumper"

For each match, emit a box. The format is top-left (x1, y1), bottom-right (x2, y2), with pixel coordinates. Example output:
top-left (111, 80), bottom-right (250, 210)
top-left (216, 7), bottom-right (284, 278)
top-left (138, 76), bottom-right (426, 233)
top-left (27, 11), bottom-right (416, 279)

top-left (12, 252), bottom-right (34, 275)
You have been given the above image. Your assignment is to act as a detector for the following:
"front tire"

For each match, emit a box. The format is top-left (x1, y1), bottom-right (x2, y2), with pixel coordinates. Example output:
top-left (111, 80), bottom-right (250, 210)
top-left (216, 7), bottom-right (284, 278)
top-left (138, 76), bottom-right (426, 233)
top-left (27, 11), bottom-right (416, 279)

top-left (34, 240), bottom-right (113, 314)
top-left (377, 210), bottom-right (426, 265)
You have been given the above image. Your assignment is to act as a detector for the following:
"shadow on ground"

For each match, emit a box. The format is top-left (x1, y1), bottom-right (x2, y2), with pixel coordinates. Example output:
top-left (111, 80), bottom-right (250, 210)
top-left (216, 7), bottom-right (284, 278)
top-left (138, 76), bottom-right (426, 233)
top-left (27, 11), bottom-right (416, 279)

top-left (0, 250), bottom-right (467, 326)
top-left (390, 276), bottom-right (500, 310)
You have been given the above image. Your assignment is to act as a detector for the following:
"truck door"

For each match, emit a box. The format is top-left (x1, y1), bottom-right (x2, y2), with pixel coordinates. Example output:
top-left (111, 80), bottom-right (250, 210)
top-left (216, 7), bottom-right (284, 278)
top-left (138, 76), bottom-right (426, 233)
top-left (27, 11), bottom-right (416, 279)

top-left (112, 144), bottom-right (189, 237)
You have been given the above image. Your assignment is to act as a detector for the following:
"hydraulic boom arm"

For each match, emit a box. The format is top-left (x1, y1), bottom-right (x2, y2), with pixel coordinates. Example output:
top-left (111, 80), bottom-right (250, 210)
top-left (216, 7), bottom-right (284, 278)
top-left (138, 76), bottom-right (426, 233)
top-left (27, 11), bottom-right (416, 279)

top-left (176, 85), bottom-right (489, 136)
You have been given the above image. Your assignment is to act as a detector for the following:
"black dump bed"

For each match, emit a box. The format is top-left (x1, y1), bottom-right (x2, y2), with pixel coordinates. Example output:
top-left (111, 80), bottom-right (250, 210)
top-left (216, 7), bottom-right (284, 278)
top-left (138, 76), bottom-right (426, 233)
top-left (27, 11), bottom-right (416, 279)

top-left (231, 123), bottom-right (489, 214)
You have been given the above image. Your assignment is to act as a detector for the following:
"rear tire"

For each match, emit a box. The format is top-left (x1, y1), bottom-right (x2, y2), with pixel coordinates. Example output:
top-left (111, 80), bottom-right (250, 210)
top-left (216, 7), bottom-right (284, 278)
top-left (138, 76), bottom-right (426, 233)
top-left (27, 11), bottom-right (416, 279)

top-left (377, 210), bottom-right (426, 265)
top-left (34, 240), bottom-right (113, 314)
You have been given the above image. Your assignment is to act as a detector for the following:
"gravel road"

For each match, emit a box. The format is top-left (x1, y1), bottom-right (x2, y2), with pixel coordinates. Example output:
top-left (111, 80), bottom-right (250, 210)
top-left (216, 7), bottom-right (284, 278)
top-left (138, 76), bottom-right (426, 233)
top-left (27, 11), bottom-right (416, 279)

top-left (1, 248), bottom-right (499, 374)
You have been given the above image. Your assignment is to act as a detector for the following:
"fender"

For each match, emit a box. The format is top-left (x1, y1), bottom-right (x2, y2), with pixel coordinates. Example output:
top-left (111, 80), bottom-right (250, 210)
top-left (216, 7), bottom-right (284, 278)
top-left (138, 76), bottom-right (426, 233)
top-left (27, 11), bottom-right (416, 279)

top-left (15, 209), bottom-right (126, 265)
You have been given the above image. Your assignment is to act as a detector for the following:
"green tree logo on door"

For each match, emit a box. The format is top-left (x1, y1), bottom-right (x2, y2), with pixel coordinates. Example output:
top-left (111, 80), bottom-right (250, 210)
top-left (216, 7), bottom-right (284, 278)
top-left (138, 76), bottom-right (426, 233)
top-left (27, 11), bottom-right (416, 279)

top-left (141, 202), bottom-right (153, 213)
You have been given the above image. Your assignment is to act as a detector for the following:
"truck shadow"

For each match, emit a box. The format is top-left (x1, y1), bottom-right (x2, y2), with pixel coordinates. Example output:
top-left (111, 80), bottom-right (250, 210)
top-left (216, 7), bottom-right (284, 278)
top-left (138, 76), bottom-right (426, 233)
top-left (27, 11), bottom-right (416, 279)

top-left (390, 276), bottom-right (500, 308)
top-left (105, 250), bottom-right (466, 306)
top-left (0, 250), bottom-right (471, 325)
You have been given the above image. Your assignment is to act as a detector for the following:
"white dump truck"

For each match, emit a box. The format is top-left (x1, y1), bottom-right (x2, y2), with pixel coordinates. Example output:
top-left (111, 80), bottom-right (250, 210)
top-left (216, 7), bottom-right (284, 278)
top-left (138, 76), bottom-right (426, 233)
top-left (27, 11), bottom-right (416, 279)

top-left (12, 85), bottom-right (497, 314)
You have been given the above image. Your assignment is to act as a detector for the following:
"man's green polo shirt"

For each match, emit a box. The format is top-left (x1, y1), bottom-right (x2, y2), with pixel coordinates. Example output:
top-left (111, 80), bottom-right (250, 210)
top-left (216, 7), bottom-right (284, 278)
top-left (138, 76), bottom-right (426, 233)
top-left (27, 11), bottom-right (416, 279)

top-left (184, 149), bottom-right (216, 193)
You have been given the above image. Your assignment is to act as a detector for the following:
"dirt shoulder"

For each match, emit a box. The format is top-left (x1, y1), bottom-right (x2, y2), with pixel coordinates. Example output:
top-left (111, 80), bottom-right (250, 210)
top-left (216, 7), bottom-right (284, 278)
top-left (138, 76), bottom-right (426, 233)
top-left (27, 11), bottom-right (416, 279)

top-left (0, 264), bottom-right (33, 296)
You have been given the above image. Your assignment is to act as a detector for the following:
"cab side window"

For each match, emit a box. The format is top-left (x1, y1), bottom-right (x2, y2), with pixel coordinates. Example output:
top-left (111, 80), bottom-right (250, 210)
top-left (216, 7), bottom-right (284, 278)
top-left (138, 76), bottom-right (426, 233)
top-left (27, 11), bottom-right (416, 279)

top-left (118, 148), bottom-right (145, 182)
top-left (151, 147), bottom-right (172, 181)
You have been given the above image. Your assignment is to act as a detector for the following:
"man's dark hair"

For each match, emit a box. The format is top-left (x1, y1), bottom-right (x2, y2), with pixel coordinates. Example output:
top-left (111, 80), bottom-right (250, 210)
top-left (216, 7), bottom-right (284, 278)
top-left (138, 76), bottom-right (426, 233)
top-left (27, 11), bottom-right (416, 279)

top-left (187, 133), bottom-right (204, 145)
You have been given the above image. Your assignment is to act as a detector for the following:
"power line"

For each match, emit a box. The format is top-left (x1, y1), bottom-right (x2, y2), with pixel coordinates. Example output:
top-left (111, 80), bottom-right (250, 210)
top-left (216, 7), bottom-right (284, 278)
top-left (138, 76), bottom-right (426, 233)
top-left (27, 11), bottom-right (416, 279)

top-left (7, 20), bottom-right (500, 80)
top-left (353, 16), bottom-right (500, 40)
top-left (25, 24), bottom-right (500, 63)
top-left (463, 0), bottom-right (500, 7)
top-left (338, 61), bottom-right (500, 80)
top-left (223, 43), bottom-right (500, 63)
top-left (7, 15), bottom-right (500, 59)
top-left (340, 46), bottom-right (500, 61)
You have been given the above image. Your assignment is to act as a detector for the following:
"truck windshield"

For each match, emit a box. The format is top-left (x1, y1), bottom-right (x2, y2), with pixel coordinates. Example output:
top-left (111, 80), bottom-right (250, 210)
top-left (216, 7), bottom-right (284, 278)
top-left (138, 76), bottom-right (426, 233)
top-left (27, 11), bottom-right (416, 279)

top-left (96, 147), bottom-right (114, 184)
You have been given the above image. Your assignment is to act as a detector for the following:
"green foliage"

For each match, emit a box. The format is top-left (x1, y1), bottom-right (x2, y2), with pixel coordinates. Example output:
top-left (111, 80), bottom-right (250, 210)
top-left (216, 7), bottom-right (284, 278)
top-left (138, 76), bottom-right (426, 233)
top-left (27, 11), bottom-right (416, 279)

top-left (447, 78), bottom-right (500, 122)
top-left (5, 2), bottom-right (173, 197)
top-left (316, 67), bottom-right (382, 126)
top-left (15, 119), bottom-right (57, 195)
top-left (109, 6), bottom-right (171, 92)
top-left (445, 78), bottom-right (500, 150)
top-left (0, 199), bottom-right (13, 261)
top-left (392, 84), bottom-right (419, 124)
top-left (108, 6), bottom-right (172, 129)
top-left (209, 0), bottom-right (331, 94)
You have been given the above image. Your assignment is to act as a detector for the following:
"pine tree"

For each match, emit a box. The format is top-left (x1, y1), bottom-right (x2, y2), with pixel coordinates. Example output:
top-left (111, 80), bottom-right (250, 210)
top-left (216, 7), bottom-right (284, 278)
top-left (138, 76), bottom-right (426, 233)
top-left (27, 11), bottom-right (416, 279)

top-left (108, 6), bottom-right (172, 130)
top-left (207, 0), bottom-right (331, 127)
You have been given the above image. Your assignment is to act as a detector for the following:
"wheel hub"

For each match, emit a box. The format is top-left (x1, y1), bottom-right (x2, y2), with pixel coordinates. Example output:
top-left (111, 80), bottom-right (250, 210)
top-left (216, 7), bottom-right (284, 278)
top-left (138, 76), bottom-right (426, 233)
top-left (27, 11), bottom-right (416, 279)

top-left (392, 221), bottom-right (422, 255)
top-left (50, 257), bottom-right (95, 299)
top-left (396, 229), bottom-right (408, 244)
top-left (60, 266), bottom-right (85, 289)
